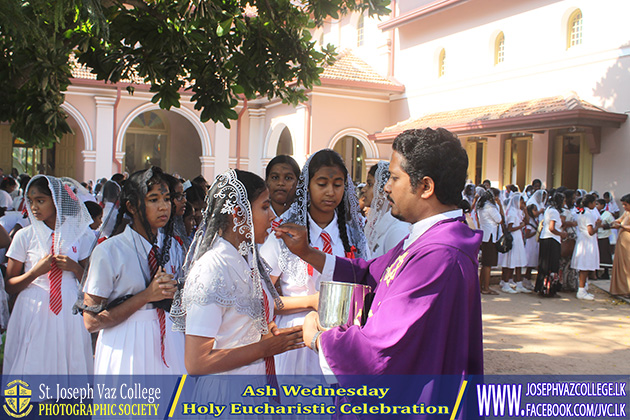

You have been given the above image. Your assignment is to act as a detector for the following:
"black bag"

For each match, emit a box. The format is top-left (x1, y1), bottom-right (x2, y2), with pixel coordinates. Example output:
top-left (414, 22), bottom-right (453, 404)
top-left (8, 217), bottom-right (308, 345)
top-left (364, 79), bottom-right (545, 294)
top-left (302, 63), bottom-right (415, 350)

top-left (495, 224), bottom-right (513, 253)
top-left (538, 272), bottom-right (562, 297)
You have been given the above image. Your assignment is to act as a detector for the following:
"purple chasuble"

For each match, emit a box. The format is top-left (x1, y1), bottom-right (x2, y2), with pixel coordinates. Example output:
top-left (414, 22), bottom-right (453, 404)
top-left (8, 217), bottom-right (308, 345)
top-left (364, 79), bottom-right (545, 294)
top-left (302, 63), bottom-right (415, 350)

top-left (319, 216), bottom-right (483, 376)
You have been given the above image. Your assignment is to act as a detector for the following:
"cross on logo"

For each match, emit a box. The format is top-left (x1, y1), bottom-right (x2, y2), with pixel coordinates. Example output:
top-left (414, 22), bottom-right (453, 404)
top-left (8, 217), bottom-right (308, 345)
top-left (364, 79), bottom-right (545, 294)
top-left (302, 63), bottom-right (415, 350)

top-left (3, 380), bottom-right (33, 418)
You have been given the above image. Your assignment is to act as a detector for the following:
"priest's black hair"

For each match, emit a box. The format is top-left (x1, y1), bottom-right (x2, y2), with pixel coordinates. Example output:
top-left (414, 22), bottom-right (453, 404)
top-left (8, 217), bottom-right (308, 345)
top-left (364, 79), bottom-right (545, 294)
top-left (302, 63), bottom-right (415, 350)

top-left (392, 127), bottom-right (467, 206)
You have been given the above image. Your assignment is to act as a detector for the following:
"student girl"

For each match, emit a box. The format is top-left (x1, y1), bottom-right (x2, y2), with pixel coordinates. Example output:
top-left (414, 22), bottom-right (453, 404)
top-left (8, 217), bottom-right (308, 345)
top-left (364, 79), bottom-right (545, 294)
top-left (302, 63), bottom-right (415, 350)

top-left (535, 192), bottom-right (567, 296)
top-left (171, 170), bottom-right (302, 410)
top-left (259, 149), bottom-right (368, 376)
top-left (524, 189), bottom-right (548, 285)
top-left (498, 193), bottom-right (530, 293)
top-left (164, 174), bottom-right (190, 251)
top-left (265, 155), bottom-right (300, 228)
top-left (363, 161), bottom-right (411, 258)
top-left (477, 189), bottom-right (504, 294)
top-left (571, 194), bottom-right (600, 300)
top-left (99, 180), bottom-right (122, 238)
top-left (4, 176), bottom-right (94, 374)
top-left (82, 167), bottom-right (186, 374)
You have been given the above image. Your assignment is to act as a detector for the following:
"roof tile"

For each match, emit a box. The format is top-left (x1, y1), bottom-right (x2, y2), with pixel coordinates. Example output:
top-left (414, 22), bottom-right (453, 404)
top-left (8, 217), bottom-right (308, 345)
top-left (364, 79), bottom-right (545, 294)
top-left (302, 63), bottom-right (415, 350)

top-left (383, 94), bottom-right (606, 132)
top-left (320, 49), bottom-right (401, 87)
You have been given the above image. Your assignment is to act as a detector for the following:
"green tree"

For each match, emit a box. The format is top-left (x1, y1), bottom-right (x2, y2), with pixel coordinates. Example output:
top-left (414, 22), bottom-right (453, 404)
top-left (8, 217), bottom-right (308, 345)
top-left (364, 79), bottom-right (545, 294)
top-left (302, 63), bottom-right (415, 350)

top-left (0, 0), bottom-right (389, 148)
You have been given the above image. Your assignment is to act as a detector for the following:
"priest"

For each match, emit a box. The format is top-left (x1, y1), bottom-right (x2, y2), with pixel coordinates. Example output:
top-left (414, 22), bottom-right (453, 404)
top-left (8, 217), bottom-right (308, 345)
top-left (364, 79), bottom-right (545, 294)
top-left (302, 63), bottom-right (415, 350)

top-left (275, 127), bottom-right (483, 377)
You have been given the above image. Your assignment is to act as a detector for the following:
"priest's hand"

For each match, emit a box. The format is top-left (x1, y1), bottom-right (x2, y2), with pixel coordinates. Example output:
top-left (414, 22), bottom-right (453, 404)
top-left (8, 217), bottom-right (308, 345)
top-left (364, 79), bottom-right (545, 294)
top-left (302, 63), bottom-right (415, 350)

top-left (274, 223), bottom-right (310, 258)
top-left (303, 311), bottom-right (322, 351)
top-left (275, 223), bottom-right (326, 273)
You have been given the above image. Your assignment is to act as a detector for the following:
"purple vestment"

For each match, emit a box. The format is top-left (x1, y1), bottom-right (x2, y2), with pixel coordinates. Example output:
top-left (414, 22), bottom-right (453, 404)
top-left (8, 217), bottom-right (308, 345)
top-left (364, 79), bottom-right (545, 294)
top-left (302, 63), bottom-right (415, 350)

top-left (320, 216), bottom-right (484, 376)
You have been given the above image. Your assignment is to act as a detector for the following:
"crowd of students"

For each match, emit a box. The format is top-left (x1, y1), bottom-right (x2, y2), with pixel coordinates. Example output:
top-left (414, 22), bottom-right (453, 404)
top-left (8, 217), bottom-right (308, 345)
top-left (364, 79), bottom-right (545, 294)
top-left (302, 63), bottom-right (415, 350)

top-left (0, 151), bottom-right (627, 382)
top-left (0, 150), bottom-right (412, 380)
top-left (463, 179), bottom-right (629, 300)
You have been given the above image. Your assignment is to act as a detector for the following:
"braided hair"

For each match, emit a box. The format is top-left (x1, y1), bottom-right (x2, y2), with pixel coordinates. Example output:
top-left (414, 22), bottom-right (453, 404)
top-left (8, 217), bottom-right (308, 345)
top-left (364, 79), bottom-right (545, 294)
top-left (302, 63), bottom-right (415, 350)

top-left (111, 167), bottom-right (174, 268)
top-left (306, 150), bottom-right (353, 254)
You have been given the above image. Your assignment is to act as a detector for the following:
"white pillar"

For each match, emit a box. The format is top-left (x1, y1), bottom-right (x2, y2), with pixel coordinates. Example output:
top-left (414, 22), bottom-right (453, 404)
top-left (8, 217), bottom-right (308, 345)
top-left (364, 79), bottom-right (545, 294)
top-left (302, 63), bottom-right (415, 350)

top-left (247, 108), bottom-right (266, 176)
top-left (199, 156), bottom-right (216, 181)
top-left (292, 104), bottom-right (308, 168)
top-left (94, 96), bottom-right (117, 179)
top-left (81, 150), bottom-right (97, 182)
top-left (213, 123), bottom-right (230, 174)
top-left (114, 151), bottom-right (125, 174)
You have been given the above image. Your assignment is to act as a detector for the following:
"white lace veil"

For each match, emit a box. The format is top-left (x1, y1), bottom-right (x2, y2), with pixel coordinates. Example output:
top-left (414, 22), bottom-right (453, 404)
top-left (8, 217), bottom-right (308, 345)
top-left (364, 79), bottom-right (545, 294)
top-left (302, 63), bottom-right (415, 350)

top-left (282, 149), bottom-right (368, 257)
top-left (273, 150), bottom-right (369, 288)
top-left (26, 175), bottom-right (92, 257)
top-left (171, 169), bottom-right (282, 334)
top-left (364, 161), bottom-right (391, 251)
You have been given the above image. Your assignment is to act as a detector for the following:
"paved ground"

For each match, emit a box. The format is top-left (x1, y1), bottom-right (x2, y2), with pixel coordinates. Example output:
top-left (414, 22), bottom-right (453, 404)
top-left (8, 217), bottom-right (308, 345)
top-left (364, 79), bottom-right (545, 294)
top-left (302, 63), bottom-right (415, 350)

top-left (482, 279), bottom-right (630, 374)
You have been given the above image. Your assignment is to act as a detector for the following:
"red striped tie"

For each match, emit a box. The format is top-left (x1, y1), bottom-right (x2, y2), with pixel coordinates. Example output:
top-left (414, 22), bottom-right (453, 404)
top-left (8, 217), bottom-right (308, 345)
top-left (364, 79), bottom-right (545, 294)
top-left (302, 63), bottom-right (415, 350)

top-left (271, 218), bottom-right (282, 230)
top-left (308, 231), bottom-right (333, 276)
top-left (320, 231), bottom-right (333, 254)
top-left (262, 289), bottom-right (281, 403)
top-left (48, 233), bottom-right (62, 315)
top-left (148, 246), bottom-right (169, 368)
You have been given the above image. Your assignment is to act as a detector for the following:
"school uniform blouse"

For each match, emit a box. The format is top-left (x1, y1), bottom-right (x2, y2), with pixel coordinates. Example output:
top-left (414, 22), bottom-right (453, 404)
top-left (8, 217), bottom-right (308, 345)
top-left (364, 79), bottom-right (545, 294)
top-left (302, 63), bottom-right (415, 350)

top-left (5, 224), bottom-right (93, 375)
top-left (85, 225), bottom-right (183, 305)
top-left (7, 224), bottom-right (93, 291)
top-left (540, 208), bottom-right (563, 243)
top-left (477, 204), bottom-right (502, 243)
top-left (261, 212), bottom-right (343, 295)
top-left (368, 211), bottom-right (411, 258)
top-left (185, 237), bottom-right (273, 375)
top-left (84, 224), bottom-right (185, 375)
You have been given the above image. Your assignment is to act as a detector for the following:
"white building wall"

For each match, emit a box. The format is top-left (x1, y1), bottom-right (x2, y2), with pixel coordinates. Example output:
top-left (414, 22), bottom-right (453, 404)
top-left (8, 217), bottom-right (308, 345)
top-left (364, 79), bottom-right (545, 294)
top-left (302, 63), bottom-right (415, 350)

top-left (385, 0), bottom-right (630, 196)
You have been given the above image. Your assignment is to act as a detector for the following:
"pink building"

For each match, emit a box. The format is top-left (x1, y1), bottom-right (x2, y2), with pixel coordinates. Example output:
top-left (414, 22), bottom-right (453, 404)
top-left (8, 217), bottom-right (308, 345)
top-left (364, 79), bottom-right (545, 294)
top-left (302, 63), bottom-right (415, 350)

top-left (1, 0), bottom-right (628, 198)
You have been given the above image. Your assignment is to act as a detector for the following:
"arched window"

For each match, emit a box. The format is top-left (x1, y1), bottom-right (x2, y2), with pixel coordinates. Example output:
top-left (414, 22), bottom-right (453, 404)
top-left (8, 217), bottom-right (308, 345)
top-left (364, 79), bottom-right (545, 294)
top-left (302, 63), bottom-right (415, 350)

top-left (124, 111), bottom-right (168, 174)
top-left (357, 14), bottom-right (365, 47)
top-left (438, 49), bottom-right (446, 77)
top-left (333, 136), bottom-right (366, 183)
top-left (276, 126), bottom-right (293, 155)
top-left (567, 9), bottom-right (582, 49)
top-left (494, 32), bottom-right (505, 65)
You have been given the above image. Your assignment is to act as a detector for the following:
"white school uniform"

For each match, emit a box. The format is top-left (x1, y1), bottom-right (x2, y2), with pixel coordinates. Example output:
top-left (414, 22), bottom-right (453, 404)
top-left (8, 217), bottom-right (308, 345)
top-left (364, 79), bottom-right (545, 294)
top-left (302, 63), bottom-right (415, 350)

top-left (367, 210), bottom-right (411, 258)
top-left (498, 208), bottom-right (528, 269)
top-left (524, 204), bottom-right (545, 268)
top-left (4, 224), bottom-right (94, 375)
top-left (260, 212), bottom-right (346, 376)
top-left (0, 211), bottom-right (30, 265)
top-left (571, 210), bottom-right (600, 271)
top-left (84, 225), bottom-right (186, 374)
top-left (0, 189), bottom-right (14, 210)
top-left (184, 237), bottom-right (275, 419)
top-left (541, 208), bottom-right (563, 243)
top-left (186, 237), bottom-right (274, 375)
top-left (524, 219), bottom-right (539, 268)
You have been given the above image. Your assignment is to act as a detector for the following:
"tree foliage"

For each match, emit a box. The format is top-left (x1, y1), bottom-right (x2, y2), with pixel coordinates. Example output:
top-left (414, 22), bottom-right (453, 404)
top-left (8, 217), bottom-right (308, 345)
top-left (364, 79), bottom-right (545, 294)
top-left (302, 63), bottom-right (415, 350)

top-left (0, 0), bottom-right (389, 148)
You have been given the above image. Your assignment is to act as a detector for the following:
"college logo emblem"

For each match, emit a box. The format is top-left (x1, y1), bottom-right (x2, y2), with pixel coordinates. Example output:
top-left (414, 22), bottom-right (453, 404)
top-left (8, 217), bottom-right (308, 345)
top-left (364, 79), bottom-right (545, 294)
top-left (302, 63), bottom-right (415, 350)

top-left (3, 380), bottom-right (33, 418)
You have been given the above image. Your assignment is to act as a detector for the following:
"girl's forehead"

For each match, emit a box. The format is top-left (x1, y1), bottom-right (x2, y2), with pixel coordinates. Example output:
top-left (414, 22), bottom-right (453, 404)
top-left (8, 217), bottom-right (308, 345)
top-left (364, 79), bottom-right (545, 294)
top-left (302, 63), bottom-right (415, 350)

top-left (147, 182), bottom-right (169, 194)
top-left (312, 165), bottom-right (345, 179)
top-left (27, 186), bottom-right (49, 197)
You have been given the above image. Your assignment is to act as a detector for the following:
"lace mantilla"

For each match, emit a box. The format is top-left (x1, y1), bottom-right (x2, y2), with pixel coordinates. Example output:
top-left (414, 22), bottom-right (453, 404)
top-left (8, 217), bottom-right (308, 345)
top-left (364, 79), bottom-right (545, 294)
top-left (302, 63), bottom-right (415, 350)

top-left (171, 170), bottom-right (282, 334)
top-left (365, 161), bottom-right (390, 252)
top-left (26, 175), bottom-right (92, 257)
top-left (281, 149), bottom-right (369, 260)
